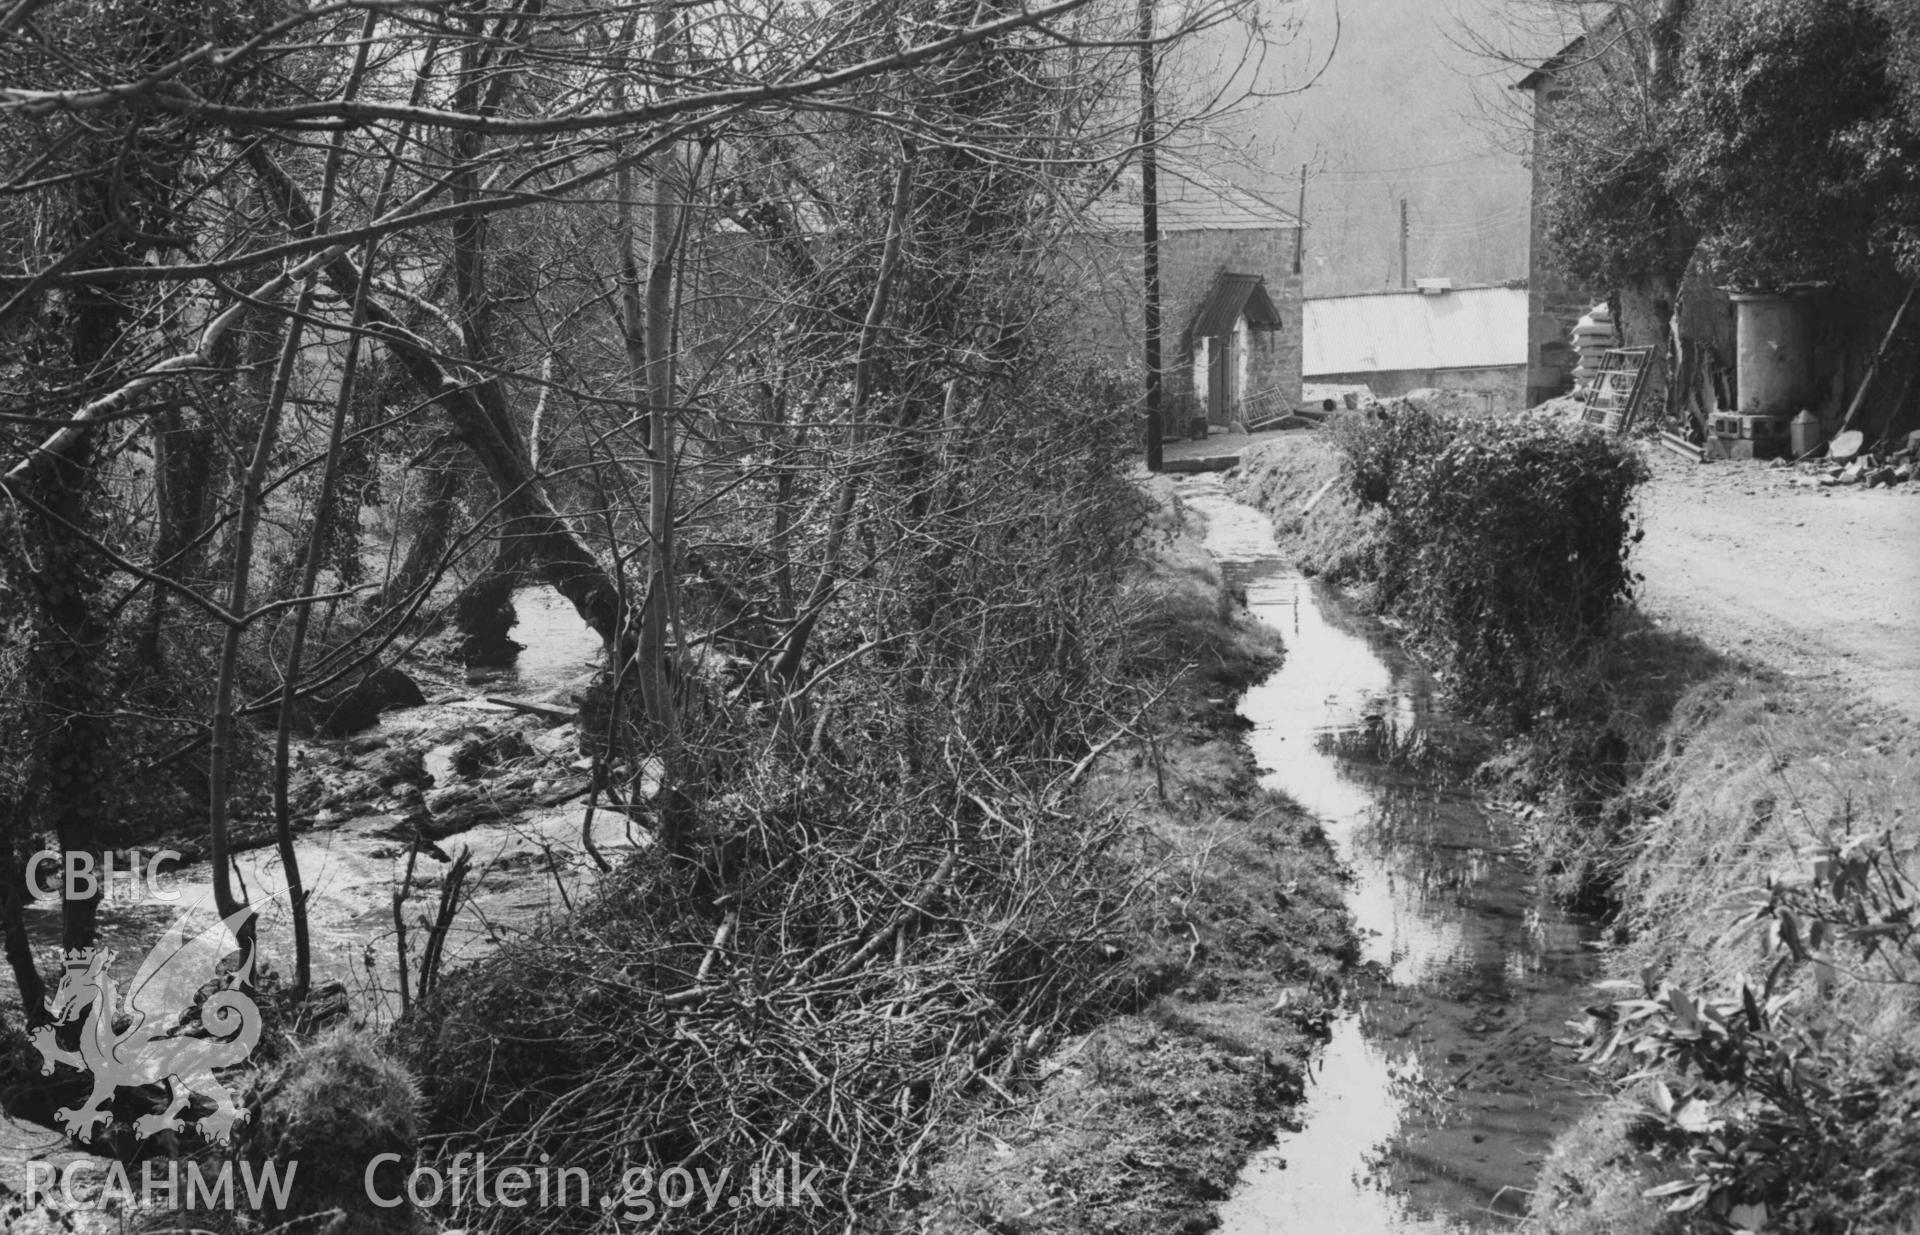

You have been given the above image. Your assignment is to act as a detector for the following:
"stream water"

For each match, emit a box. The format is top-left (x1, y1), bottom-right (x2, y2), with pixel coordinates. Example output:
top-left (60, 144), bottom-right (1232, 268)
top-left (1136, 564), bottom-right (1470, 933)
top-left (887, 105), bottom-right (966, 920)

top-left (235, 586), bottom-right (618, 1017)
top-left (1, 587), bottom-right (618, 1190)
top-left (482, 585), bottom-right (608, 695)
top-left (6, 512), bottom-right (1604, 1225)
top-left (29, 586), bottom-right (618, 1026)
top-left (1177, 476), bottom-right (1604, 1233)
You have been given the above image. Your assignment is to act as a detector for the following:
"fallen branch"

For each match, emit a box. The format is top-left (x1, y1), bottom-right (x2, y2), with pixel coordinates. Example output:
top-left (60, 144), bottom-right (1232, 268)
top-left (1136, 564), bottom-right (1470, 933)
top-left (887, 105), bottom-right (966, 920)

top-left (483, 695), bottom-right (574, 721)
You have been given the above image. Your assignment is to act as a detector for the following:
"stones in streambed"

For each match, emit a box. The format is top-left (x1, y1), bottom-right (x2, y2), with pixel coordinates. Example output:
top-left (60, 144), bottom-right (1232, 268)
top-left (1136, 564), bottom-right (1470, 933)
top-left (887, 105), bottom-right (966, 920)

top-left (368, 746), bottom-right (428, 790)
top-left (532, 721), bottom-right (580, 759)
top-left (462, 728), bottom-right (533, 773)
top-left (313, 667), bottom-right (428, 737)
top-left (423, 727), bottom-right (537, 787)
top-left (302, 744), bottom-right (430, 819)
top-left (289, 681), bottom-right (610, 856)
top-left (423, 783), bottom-right (482, 815)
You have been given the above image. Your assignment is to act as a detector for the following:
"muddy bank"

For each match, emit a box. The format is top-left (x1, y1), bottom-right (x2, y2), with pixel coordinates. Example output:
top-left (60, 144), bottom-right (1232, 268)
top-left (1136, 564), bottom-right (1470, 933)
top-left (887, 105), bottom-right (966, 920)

top-left (909, 477), bottom-right (1355, 1234)
top-left (918, 460), bottom-right (1610, 1233)
top-left (1224, 434), bottom-right (1368, 583)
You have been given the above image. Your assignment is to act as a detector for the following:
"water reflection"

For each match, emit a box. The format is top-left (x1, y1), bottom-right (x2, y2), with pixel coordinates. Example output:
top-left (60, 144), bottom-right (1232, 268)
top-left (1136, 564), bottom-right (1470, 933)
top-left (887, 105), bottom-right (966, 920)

top-left (1176, 476), bottom-right (1601, 1234)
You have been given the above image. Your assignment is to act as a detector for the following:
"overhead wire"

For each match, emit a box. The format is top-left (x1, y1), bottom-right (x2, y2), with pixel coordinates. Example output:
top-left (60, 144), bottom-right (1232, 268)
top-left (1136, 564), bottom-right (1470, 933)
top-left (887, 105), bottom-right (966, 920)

top-left (1310, 152), bottom-right (1526, 175)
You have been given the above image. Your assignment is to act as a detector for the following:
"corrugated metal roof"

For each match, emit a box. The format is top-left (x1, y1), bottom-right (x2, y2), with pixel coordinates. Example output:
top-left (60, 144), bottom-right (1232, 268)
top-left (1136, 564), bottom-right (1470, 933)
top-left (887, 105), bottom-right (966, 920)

top-left (1080, 153), bottom-right (1300, 233)
top-left (1303, 286), bottom-right (1528, 375)
top-left (1191, 273), bottom-right (1283, 337)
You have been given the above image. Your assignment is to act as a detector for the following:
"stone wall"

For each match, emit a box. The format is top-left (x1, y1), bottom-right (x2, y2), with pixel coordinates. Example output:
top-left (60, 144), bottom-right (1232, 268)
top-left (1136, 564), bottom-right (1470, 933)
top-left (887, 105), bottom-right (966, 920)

top-left (1525, 74), bottom-right (1594, 409)
top-left (1164, 228), bottom-right (1303, 423)
top-left (1309, 365), bottom-right (1530, 415)
top-left (1065, 227), bottom-right (1304, 426)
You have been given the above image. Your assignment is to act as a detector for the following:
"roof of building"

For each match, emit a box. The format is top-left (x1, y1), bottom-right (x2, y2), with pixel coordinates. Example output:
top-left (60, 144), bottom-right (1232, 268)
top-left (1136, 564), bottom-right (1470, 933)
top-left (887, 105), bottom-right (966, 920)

top-left (1516, 13), bottom-right (1625, 89)
top-left (1516, 33), bottom-right (1588, 89)
top-left (1191, 273), bottom-right (1284, 337)
top-left (1304, 285), bottom-right (1527, 376)
top-left (1080, 152), bottom-right (1301, 233)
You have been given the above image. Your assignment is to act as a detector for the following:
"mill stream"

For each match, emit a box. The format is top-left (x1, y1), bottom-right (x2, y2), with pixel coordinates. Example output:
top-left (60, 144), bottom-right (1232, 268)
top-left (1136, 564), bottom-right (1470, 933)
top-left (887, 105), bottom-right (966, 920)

top-left (1179, 475), bottom-right (1605, 1233)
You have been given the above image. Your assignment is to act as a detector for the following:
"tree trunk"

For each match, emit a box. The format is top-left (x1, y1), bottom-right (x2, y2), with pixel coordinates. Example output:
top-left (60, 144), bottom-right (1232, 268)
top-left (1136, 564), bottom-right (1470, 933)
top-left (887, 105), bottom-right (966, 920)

top-left (244, 146), bottom-right (630, 648)
top-left (640, 51), bottom-right (681, 756)
top-left (451, 545), bottom-right (525, 667)
top-left (139, 407), bottom-right (216, 666)
top-left (379, 464), bottom-right (462, 611)
top-left (209, 285), bottom-right (318, 934)
top-left (0, 824), bottom-right (46, 1028)
top-left (30, 181), bottom-right (123, 954)
top-left (28, 438), bottom-right (109, 955)
top-left (607, 3), bottom-right (690, 848)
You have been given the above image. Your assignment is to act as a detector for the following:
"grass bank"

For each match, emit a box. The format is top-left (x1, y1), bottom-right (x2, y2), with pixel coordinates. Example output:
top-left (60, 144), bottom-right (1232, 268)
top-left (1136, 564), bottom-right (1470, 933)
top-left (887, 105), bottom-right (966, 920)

top-left (909, 476), bottom-right (1353, 1233)
top-left (1232, 426), bottom-right (1920, 1234)
top-left (1527, 671), bottom-right (1920, 1235)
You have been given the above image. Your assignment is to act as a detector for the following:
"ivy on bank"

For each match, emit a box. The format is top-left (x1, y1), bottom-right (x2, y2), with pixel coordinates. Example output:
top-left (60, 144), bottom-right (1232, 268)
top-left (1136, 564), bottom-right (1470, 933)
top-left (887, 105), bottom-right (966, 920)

top-left (1332, 409), bottom-right (1649, 728)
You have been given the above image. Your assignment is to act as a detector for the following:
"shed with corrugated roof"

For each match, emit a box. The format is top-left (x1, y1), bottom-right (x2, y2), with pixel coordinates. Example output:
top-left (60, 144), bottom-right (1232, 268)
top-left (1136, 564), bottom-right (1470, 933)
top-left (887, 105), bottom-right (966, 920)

top-left (1304, 285), bottom-right (1530, 413)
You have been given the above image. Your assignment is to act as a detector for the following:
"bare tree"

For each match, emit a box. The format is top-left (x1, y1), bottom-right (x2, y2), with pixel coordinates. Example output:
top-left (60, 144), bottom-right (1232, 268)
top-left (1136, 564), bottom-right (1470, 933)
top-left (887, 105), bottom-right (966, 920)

top-left (0, 0), bottom-right (1274, 1047)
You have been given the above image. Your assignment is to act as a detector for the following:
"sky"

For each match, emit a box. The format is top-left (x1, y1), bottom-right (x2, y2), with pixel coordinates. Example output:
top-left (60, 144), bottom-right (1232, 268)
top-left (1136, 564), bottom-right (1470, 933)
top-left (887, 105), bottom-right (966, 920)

top-left (1170, 0), bottom-right (1573, 296)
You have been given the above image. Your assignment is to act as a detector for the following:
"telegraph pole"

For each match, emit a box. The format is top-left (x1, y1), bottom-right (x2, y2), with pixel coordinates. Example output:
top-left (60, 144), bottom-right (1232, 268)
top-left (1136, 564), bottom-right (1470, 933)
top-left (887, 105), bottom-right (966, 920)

top-left (1294, 163), bottom-right (1306, 275)
top-left (1139, 0), bottom-right (1163, 472)
top-left (1400, 197), bottom-right (1410, 289)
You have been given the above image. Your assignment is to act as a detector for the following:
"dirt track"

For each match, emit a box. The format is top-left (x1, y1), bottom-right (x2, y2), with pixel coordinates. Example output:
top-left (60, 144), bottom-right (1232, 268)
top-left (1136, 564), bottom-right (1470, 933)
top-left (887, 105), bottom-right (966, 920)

top-left (1631, 451), bottom-right (1920, 723)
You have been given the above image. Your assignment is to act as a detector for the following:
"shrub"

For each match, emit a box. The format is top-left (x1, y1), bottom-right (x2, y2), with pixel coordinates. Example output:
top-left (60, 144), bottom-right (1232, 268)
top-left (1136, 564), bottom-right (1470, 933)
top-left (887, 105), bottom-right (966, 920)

top-left (1572, 832), bottom-right (1920, 1233)
top-left (397, 772), bottom-right (1148, 1235)
top-left (1328, 405), bottom-right (1449, 509)
top-left (241, 1030), bottom-right (423, 1229)
top-left (1332, 408), bottom-right (1649, 726)
top-left (130, 1030), bottom-right (426, 1234)
top-left (1532, 0), bottom-right (1920, 289)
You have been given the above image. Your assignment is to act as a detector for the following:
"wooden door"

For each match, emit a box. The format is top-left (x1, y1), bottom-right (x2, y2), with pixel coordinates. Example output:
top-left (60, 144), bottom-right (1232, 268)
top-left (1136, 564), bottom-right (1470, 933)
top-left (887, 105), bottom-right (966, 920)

top-left (1207, 335), bottom-right (1227, 425)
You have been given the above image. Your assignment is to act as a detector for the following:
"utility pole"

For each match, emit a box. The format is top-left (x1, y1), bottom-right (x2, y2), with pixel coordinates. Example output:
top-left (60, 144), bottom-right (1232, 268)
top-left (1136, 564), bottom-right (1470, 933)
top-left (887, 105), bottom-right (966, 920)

top-left (1139, 0), bottom-right (1163, 472)
top-left (1400, 197), bottom-right (1410, 289)
top-left (1293, 163), bottom-right (1306, 276)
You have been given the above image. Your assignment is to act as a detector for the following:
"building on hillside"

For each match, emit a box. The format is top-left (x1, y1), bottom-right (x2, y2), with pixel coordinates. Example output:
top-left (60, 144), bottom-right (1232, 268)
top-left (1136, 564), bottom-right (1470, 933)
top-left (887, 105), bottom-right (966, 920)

top-left (1304, 283), bottom-right (1530, 414)
top-left (1073, 156), bottom-right (1304, 434)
